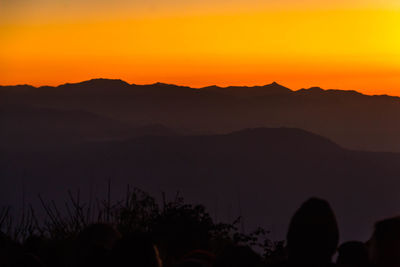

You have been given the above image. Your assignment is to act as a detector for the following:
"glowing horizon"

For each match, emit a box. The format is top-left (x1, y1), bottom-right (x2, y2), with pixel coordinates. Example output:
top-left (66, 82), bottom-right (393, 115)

top-left (1, 0), bottom-right (400, 96)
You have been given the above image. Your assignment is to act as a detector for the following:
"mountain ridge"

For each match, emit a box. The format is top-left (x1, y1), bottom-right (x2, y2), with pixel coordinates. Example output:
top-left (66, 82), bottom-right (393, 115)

top-left (1, 78), bottom-right (399, 99)
top-left (2, 78), bottom-right (400, 152)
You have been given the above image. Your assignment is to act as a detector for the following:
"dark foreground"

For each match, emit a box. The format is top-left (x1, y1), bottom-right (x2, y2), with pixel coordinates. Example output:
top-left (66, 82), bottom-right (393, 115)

top-left (0, 189), bottom-right (398, 267)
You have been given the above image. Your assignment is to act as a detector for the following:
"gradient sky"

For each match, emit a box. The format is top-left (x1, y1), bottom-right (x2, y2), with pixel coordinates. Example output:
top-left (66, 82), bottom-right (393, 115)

top-left (1, 0), bottom-right (400, 95)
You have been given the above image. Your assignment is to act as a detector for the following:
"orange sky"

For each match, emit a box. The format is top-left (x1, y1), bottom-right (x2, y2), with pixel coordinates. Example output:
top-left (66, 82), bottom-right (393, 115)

top-left (1, 0), bottom-right (400, 95)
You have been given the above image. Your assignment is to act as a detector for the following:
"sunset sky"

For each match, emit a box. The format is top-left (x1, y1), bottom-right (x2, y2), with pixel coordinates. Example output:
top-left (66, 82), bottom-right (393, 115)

top-left (1, 0), bottom-right (400, 95)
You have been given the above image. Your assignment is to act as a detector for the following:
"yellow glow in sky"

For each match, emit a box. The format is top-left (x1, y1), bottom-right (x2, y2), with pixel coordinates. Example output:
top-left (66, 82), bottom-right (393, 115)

top-left (1, 0), bottom-right (400, 95)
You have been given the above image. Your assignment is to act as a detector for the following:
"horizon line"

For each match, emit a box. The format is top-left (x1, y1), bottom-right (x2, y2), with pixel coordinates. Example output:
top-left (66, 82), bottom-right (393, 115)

top-left (1, 77), bottom-right (398, 98)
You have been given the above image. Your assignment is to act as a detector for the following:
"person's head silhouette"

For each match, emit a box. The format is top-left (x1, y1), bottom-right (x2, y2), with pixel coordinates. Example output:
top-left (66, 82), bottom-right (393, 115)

top-left (76, 223), bottom-right (121, 267)
top-left (213, 245), bottom-right (263, 267)
top-left (370, 216), bottom-right (400, 267)
top-left (110, 233), bottom-right (162, 267)
top-left (337, 241), bottom-right (369, 267)
top-left (286, 198), bottom-right (339, 265)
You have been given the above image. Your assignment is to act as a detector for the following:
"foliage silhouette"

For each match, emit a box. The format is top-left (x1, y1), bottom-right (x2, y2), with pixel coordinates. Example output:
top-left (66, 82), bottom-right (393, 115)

top-left (0, 186), bottom-right (277, 267)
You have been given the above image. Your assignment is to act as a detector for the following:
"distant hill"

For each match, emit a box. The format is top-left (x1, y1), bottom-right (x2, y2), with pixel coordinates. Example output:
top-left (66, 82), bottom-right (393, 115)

top-left (0, 106), bottom-right (176, 148)
top-left (2, 127), bottom-right (400, 242)
top-left (1, 78), bottom-right (399, 151)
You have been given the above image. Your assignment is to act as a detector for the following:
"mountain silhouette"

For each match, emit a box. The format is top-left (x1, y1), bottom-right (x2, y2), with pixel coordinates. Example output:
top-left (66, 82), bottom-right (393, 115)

top-left (202, 81), bottom-right (291, 97)
top-left (2, 78), bottom-right (399, 151)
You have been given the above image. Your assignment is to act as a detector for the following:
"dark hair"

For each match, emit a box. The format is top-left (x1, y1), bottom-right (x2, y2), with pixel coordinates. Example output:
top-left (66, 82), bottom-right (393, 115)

top-left (371, 216), bottom-right (400, 267)
top-left (286, 197), bottom-right (339, 264)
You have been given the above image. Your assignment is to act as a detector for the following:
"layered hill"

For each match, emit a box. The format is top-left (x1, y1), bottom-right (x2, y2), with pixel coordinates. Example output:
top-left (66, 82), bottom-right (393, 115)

top-left (2, 79), bottom-right (400, 151)
top-left (0, 106), bottom-right (176, 148)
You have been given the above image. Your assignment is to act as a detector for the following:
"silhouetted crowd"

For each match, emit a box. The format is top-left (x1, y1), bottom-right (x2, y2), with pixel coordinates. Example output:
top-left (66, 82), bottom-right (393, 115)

top-left (1, 198), bottom-right (399, 267)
